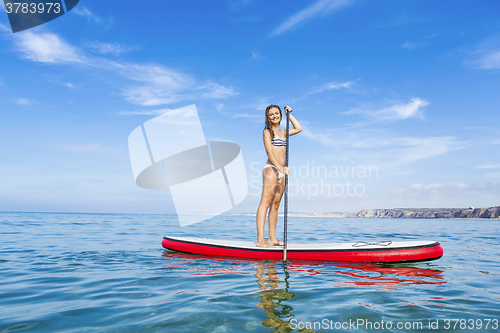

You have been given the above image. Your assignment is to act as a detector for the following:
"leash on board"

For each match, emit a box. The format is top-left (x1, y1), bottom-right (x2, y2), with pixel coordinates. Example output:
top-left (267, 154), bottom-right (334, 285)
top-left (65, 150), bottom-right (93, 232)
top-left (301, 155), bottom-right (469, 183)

top-left (283, 106), bottom-right (290, 263)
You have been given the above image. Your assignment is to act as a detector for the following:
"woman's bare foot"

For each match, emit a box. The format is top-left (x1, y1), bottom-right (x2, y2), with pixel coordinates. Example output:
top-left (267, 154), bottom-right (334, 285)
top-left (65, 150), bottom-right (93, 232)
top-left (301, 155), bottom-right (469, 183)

top-left (269, 239), bottom-right (284, 246)
top-left (256, 240), bottom-right (275, 248)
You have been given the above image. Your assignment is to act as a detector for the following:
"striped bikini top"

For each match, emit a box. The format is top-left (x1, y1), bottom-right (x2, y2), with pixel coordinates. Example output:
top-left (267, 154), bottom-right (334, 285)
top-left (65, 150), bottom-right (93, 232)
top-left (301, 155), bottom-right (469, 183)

top-left (272, 136), bottom-right (286, 147)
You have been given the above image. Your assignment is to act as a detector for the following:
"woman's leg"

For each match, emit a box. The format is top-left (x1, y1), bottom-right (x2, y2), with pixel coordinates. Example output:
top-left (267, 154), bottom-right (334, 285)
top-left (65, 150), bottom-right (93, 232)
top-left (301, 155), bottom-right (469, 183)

top-left (256, 167), bottom-right (278, 247)
top-left (268, 176), bottom-right (286, 246)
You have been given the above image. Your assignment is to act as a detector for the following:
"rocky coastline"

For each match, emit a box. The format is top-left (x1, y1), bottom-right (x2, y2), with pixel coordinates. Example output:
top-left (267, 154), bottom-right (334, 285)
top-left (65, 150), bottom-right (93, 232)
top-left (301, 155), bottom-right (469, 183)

top-left (229, 206), bottom-right (500, 219)
top-left (354, 206), bottom-right (500, 219)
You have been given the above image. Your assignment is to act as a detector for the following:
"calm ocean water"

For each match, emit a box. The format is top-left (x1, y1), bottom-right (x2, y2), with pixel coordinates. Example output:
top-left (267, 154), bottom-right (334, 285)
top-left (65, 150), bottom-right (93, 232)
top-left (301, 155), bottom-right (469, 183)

top-left (1, 212), bottom-right (499, 333)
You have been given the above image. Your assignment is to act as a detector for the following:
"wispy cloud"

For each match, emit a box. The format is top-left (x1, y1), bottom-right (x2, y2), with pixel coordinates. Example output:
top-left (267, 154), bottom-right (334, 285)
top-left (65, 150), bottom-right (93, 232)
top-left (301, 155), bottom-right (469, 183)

top-left (475, 164), bottom-right (500, 169)
top-left (49, 78), bottom-right (76, 89)
top-left (201, 82), bottom-right (238, 99)
top-left (402, 41), bottom-right (422, 50)
top-left (16, 98), bottom-right (31, 105)
top-left (402, 35), bottom-right (435, 50)
top-left (85, 41), bottom-right (138, 55)
top-left (72, 7), bottom-right (105, 25)
top-left (269, 0), bottom-right (352, 37)
top-left (115, 108), bottom-right (179, 116)
top-left (228, 0), bottom-right (254, 11)
top-left (468, 34), bottom-right (500, 69)
top-left (243, 98), bottom-right (273, 112)
top-left (112, 62), bottom-right (238, 106)
top-left (232, 113), bottom-right (262, 122)
top-left (405, 181), bottom-right (500, 196)
top-left (308, 81), bottom-right (355, 94)
top-left (249, 51), bottom-right (261, 62)
top-left (381, 13), bottom-right (430, 28)
top-left (423, 183), bottom-right (442, 193)
top-left (14, 31), bottom-right (86, 64)
top-left (10, 31), bottom-right (237, 107)
top-left (53, 143), bottom-right (124, 158)
top-left (343, 98), bottom-right (429, 121)
top-left (485, 173), bottom-right (500, 178)
top-left (302, 128), bottom-right (463, 166)
top-left (474, 50), bottom-right (500, 69)
top-left (397, 136), bottom-right (459, 163)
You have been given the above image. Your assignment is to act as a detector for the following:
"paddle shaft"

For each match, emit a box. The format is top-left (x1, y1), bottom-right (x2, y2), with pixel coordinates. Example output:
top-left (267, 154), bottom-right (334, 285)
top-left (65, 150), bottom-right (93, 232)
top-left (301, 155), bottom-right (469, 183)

top-left (283, 108), bottom-right (290, 262)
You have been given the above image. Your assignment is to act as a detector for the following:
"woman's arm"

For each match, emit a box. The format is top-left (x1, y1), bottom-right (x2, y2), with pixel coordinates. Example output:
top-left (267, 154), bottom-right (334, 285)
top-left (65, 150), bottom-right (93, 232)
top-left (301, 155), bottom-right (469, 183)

top-left (263, 129), bottom-right (285, 170)
top-left (284, 106), bottom-right (302, 136)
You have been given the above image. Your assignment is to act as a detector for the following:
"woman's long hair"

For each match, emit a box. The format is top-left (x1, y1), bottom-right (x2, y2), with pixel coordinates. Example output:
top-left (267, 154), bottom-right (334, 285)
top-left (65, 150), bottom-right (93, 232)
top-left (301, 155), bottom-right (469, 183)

top-left (264, 105), bottom-right (282, 141)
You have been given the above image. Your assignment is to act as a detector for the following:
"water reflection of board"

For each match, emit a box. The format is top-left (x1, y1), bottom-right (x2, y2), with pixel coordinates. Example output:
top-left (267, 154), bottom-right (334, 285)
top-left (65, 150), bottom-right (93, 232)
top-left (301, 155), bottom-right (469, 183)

top-left (162, 236), bottom-right (443, 263)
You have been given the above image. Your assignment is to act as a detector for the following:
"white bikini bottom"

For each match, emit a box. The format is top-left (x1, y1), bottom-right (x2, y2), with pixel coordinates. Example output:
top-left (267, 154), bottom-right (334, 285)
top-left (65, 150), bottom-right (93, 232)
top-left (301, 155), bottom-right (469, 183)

top-left (263, 163), bottom-right (285, 180)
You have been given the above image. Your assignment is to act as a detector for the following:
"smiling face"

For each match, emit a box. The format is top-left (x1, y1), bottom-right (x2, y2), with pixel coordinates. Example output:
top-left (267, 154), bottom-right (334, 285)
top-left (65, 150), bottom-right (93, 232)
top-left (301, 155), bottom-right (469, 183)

top-left (267, 107), bottom-right (281, 125)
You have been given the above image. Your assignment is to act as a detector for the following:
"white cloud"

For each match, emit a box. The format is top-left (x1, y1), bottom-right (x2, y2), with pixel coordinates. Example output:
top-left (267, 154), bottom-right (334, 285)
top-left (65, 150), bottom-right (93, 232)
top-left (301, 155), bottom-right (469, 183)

top-left (115, 108), bottom-right (178, 115)
top-left (476, 50), bottom-right (500, 69)
top-left (53, 143), bottom-right (123, 157)
top-left (232, 113), bottom-right (262, 122)
top-left (401, 183), bottom-right (443, 194)
top-left (397, 136), bottom-right (458, 163)
top-left (479, 50), bottom-right (500, 69)
top-left (343, 98), bottom-right (429, 121)
top-left (425, 183), bottom-right (442, 190)
top-left (201, 82), bottom-right (238, 99)
top-left (308, 81), bottom-right (355, 94)
top-left (468, 34), bottom-right (500, 69)
top-left (407, 181), bottom-right (500, 196)
top-left (250, 51), bottom-right (261, 62)
top-left (402, 41), bottom-right (422, 49)
top-left (238, 98), bottom-right (272, 112)
top-left (0, 23), bottom-right (9, 33)
top-left (375, 98), bottom-right (429, 120)
top-left (10, 31), bottom-right (237, 106)
top-left (215, 103), bottom-right (224, 112)
top-left (113, 63), bottom-right (196, 105)
top-left (14, 31), bottom-right (85, 64)
top-left (16, 98), bottom-right (31, 105)
top-left (303, 127), bottom-right (462, 167)
top-left (382, 13), bottom-right (430, 28)
top-left (72, 7), bottom-right (104, 25)
top-left (475, 164), bottom-right (500, 169)
top-left (269, 0), bottom-right (352, 37)
top-left (228, 0), bottom-right (254, 11)
top-left (486, 173), bottom-right (500, 178)
top-left (48, 78), bottom-right (76, 89)
top-left (85, 41), bottom-right (137, 55)
top-left (112, 62), bottom-right (237, 106)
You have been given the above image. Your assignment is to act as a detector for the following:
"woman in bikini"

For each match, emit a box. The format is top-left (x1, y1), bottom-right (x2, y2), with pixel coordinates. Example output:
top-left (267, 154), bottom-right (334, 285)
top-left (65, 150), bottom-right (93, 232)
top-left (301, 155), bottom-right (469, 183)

top-left (256, 105), bottom-right (302, 248)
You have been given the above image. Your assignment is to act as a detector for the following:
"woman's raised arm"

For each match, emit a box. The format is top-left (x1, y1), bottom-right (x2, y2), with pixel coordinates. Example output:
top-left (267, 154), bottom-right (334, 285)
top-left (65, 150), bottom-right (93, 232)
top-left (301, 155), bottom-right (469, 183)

top-left (284, 106), bottom-right (302, 136)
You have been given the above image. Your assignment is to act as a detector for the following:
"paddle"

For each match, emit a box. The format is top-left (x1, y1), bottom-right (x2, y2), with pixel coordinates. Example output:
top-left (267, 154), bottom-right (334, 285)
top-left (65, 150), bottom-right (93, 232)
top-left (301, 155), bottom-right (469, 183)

top-left (283, 106), bottom-right (290, 262)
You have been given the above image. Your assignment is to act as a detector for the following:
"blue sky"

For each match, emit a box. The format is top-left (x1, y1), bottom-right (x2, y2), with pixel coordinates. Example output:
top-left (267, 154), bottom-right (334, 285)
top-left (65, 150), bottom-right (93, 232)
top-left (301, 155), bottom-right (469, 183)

top-left (0, 0), bottom-right (499, 214)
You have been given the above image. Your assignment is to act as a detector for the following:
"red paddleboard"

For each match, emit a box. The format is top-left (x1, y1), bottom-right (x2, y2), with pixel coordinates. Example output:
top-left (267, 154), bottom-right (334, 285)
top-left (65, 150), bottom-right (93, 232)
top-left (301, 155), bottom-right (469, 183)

top-left (162, 236), bottom-right (443, 263)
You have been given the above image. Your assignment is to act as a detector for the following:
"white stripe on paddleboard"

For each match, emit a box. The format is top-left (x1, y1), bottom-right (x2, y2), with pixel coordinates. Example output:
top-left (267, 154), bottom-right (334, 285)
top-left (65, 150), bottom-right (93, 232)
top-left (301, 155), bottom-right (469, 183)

top-left (165, 236), bottom-right (437, 251)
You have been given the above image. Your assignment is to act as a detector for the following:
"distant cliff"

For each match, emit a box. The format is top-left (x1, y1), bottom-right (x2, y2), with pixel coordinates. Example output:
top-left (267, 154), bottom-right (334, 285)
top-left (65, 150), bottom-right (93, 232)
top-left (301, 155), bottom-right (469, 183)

top-left (355, 206), bottom-right (500, 219)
